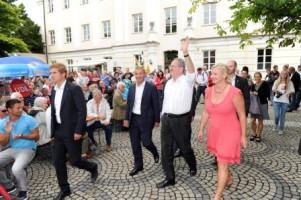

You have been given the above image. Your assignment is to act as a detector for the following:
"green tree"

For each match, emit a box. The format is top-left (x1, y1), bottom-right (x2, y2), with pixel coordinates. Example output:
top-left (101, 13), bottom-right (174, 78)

top-left (0, 0), bottom-right (29, 56)
top-left (15, 3), bottom-right (44, 53)
top-left (189, 0), bottom-right (301, 48)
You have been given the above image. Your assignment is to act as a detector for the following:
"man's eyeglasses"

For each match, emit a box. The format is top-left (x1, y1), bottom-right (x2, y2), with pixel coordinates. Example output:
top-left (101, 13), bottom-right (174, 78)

top-left (0, 110), bottom-right (7, 113)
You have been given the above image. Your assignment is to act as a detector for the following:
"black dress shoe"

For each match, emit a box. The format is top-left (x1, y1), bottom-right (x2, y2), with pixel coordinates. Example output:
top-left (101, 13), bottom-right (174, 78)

top-left (189, 169), bottom-right (197, 177)
top-left (156, 179), bottom-right (175, 188)
top-left (90, 165), bottom-right (98, 183)
top-left (54, 189), bottom-right (71, 200)
top-left (286, 109), bottom-right (293, 112)
top-left (174, 149), bottom-right (181, 158)
top-left (129, 167), bottom-right (143, 176)
top-left (154, 155), bottom-right (159, 163)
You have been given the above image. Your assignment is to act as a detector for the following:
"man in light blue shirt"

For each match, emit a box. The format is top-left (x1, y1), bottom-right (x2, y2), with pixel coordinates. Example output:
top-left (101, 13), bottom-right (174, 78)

top-left (0, 99), bottom-right (39, 200)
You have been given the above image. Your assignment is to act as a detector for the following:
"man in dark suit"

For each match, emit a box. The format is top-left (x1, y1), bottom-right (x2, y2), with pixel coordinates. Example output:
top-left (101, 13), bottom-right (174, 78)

top-left (124, 67), bottom-right (160, 176)
top-left (288, 66), bottom-right (301, 111)
top-left (50, 63), bottom-right (98, 200)
top-left (227, 60), bottom-right (250, 114)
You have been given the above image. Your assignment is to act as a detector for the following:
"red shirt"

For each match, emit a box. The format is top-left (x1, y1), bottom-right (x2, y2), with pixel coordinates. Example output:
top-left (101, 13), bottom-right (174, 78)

top-left (155, 76), bottom-right (166, 90)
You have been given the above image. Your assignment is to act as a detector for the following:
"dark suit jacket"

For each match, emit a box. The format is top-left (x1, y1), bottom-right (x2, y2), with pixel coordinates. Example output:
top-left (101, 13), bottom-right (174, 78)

top-left (125, 81), bottom-right (160, 127)
top-left (51, 81), bottom-right (87, 138)
top-left (291, 72), bottom-right (301, 93)
top-left (251, 81), bottom-right (270, 104)
top-left (235, 75), bottom-right (250, 113)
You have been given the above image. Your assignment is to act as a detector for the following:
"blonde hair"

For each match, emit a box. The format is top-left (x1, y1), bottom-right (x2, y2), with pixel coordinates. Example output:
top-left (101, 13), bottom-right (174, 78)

top-left (211, 63), bottom-right (231, 84)
top-left (253, 72), bottom-right (262, 78)
top-left (50, 63), bottom-right (67, 78)
top-left (274, 70), bottom-right (291, 89)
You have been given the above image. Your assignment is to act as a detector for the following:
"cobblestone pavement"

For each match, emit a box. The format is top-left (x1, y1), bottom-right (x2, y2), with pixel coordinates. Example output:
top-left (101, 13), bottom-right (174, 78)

top-left (8, 104), bottom-right (301, 200)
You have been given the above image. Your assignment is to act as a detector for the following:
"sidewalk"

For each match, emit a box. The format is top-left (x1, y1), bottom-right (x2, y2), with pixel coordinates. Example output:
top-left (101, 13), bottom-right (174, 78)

top-left (10, 104), bottom-right (301, 199)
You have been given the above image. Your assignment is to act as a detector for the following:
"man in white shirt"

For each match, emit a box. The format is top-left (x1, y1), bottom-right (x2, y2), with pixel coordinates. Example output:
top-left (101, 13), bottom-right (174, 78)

top-left (195, 67), bottom-right (208, 103)
top-left (124, 68), bottom-right (160, 176)
top-left (86, 89), bottom-right (112, 152)
top-left (157, 38), bottom-right (197, 188)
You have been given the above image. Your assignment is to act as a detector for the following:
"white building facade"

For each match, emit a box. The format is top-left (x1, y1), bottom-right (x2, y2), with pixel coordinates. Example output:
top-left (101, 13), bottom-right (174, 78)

top-left (44, 0), bottom-right (301, 74)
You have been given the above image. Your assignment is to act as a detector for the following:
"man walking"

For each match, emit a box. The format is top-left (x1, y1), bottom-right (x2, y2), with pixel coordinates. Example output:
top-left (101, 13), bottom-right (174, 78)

top-left (124, 68), bottom-right (160, 176)
top-left (195, 67), bottom-right (208, 104)
top-left (157, 38), bottom-right (197, 188)
top-left (50, 63), bottom-right (98, 200)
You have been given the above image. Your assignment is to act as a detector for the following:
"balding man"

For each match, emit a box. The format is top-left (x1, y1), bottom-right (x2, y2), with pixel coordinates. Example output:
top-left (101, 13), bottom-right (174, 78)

top-left (227, 60), bottom-right (250, 114)
top-left (157, 38), bottom-right (197, 188)
top-left (124, 67), bottom-right (160, 176)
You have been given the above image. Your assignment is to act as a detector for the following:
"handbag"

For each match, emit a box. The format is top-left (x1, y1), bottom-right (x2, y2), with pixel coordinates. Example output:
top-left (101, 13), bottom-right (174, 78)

top-left (249, 93), bottom-right (260, 115)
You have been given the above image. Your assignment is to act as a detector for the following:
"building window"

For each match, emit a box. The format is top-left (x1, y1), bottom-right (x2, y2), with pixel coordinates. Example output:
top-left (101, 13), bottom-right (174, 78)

top-left (204, 3), bottom-right (216, 25)
top-left (64, 0), bottom-right (70, 9)
top-left (133, 14), bottom-right (143, 33)
top-left (103, 21), bottom-right (111, 38)
top-left (64, 27), bottom-right (72, 43)
top-left (257, 49), bottom-right (272, 70)
top-left (134, 54), bottom-right (143, 68)
top-left (67, 59), bottom-right (73, 65)
top-left (203, 50), bottom-right (215, 69)
top-left (49, 30), bottom-right (55, 45)
top-left (48, 0), bottom-right (53, 13)
top-left (81, 0), bottom-right (88, 5)
top-left (165, 7), bottom-right (177, 34)
top-left (82, 24), bottom-right (90, 41)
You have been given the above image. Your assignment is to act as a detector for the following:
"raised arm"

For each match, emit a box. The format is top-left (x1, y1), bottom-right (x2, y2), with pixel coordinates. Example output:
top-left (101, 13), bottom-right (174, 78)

top-left (182, 37), bottom-right (195, 74)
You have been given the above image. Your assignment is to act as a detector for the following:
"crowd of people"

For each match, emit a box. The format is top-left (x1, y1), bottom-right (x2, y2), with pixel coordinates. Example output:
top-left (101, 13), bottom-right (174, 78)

top-left (0, 38), bottom-right (300, 199)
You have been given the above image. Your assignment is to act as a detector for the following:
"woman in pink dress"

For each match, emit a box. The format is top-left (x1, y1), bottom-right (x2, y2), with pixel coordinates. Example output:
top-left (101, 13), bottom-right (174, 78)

top-left (198, 63), bottom-right (248, 200)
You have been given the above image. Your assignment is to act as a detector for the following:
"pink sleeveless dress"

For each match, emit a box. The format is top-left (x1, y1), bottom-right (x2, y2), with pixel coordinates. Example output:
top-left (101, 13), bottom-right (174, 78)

top-left (205, 86), bottom-right (242, 164)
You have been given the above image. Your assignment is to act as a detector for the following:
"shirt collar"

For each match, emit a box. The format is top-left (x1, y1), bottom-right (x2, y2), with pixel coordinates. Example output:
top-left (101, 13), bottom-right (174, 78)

top-left (136, 81), bottom-right (146, 88)
top-left (54, 80), bottom-right (66, 91)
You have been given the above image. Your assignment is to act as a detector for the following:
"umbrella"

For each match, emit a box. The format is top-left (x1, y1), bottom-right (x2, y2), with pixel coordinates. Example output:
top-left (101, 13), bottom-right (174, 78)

top-left (0, 56), bottom-right (50, 77)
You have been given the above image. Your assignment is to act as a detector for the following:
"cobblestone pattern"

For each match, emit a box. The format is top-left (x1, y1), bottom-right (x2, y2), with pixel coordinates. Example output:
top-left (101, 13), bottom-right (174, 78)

top-left (8, 105), bottom-right (301, 200)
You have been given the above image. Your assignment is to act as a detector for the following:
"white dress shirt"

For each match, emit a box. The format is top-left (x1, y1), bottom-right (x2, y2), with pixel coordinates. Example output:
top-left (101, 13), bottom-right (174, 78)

top-left (86, 98), bottom-right (112, 126)
top-left (162, 72), bottom-right (196, 115)
top-left (54, 80), bottom-right (66, 124)
top-left (231, 76), bottom-right (236, 86)
top-left (132, 81), bottom-right (146, 115)
top-left (196, 72), bottom-right (208, 86)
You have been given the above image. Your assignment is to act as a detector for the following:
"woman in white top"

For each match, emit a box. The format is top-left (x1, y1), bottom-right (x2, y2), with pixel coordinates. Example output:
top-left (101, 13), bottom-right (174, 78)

top-left (272, 70), bottom-right (295, 134)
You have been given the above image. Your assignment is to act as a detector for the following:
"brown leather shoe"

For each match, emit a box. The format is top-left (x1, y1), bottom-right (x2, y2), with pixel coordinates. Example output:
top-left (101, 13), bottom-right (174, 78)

top-left (105, 145), bottom-right (112, 152)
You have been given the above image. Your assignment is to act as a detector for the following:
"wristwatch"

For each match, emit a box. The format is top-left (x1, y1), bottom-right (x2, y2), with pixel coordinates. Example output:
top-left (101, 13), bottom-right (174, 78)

top-left (184, 54), bottom-right (189, 57)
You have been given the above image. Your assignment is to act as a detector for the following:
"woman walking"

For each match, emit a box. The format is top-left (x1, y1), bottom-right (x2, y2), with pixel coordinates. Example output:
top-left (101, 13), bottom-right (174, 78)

top-left (249, 72), bottom-right (270, 142)
top-left (272, 70), bottom-right (295, 134)
top-left (198, 63), bottom-right (248, 200)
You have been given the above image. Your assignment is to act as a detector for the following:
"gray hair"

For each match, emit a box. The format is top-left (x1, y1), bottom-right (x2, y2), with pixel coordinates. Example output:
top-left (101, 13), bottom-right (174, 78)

top-left (0, 101), bottom-right (6, 108)
top-left (10, 92), bottom-right (22, 100)
top-left (92, 89), bottom-right (102, 97)
top-left (117, 82), bottom-right (124, 90)
top-left (173, 58), bottom-right (186, 70)
top-left (34, 97), bottom-right (47, 108)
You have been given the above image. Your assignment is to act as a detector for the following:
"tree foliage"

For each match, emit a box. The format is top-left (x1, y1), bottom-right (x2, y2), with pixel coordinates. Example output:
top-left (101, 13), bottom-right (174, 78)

top-left (0, 0), bottom-right (44, 57)
top-left (189, 0), bottom-right (301, 48)
top-left (15, 4), bottom-right (44, 53)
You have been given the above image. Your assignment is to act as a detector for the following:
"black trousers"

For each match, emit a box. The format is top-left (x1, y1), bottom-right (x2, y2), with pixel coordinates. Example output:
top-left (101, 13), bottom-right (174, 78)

top-left (129, 114), bottom-right (159, 169)
top-left (161, 113), bottom-right (196, 180)
top-left (54, 129), bottom-right (97, 191)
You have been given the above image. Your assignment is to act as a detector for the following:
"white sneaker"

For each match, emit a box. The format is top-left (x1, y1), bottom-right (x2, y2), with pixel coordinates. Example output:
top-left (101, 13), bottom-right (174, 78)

top-left (278, 130), bottom-right (283, 135)
top-left (272, 127), bottom-right (277, 131)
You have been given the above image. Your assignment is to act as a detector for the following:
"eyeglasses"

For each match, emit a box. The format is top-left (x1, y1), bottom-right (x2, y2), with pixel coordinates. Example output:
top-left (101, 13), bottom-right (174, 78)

top-left (0, 110), bottom-right (7, 113)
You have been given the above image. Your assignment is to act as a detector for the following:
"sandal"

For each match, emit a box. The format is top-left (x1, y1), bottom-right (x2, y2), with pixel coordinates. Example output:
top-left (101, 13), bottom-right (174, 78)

top-left (250, 134), bottom-right (257, 141)
top-left (256, 137), bottom-right (261, 142)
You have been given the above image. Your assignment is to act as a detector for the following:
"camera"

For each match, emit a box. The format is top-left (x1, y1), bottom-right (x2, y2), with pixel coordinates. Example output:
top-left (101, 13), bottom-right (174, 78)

top-left (275, 91), bottom-right (283, 98)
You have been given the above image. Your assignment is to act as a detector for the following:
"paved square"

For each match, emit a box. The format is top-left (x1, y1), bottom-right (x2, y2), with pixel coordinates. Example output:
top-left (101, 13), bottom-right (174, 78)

top-left (8, 104), bottom-right (301, 199)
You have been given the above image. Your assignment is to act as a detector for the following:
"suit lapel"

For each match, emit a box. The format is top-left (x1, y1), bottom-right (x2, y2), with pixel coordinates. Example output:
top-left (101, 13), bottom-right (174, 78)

top-left (141, 82), bottom-right (149, 103)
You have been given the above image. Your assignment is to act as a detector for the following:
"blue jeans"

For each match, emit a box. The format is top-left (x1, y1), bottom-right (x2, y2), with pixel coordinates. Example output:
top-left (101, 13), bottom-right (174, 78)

top-left (270, 88), bottom-right (274, 104)
top-left (289, 93), bottom-right (297, 110)
top-left (195, 86), bottom-right (207, 103)
top-left (86, 121), bottom-right (112, 146)
top-left (273, 102), bottom-right (289, 131)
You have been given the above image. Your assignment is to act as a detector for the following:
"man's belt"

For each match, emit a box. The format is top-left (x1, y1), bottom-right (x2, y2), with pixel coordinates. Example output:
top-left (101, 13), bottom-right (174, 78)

top-left (164, 112), bottom-right (190, 118)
